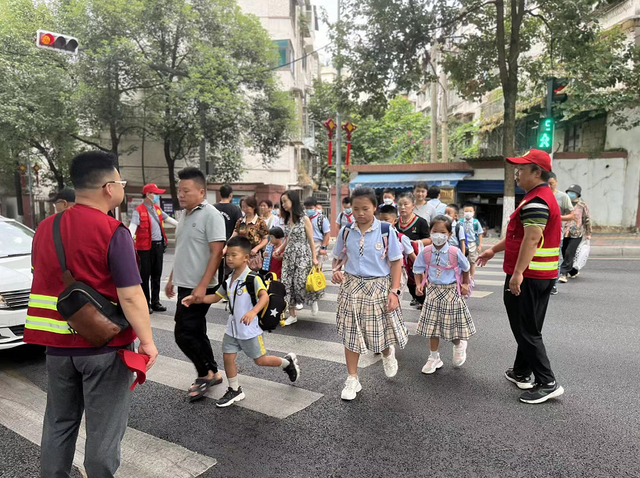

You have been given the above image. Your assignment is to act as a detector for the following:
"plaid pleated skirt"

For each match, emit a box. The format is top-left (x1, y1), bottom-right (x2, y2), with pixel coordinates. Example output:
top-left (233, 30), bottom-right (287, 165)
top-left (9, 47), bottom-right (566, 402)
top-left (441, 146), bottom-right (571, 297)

top-left (417, 283), bottom-right (476, 341)
top-left (336, 274), bottom-right (409, 354)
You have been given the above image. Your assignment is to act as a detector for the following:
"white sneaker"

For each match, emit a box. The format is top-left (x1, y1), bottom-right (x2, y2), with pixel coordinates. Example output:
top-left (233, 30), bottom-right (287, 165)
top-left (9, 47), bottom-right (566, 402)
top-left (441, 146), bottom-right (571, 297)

top-left (283, 315), bottom-right (298, 326)
top-left (341, 376), bottom-right (362, 401)
top-left (422, 354), bottom-right (444, 374)
top-left (453, 341), bottom-right (467, 367)
top-left (382, 346), bottom-right (398, 378)
top-left (295, 303), bottom-right (304, 310)
top-left (311, 301), bottom-right (319, 316)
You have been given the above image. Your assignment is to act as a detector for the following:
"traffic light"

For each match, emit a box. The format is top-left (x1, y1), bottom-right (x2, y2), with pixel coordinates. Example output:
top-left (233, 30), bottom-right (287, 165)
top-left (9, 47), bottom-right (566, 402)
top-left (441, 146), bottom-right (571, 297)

top-left (552, 77), bottom-right (568, 103)
top-left (35, 30), bottom-right (78, 55)
top-left (537, 118), bottom-right (554, 153)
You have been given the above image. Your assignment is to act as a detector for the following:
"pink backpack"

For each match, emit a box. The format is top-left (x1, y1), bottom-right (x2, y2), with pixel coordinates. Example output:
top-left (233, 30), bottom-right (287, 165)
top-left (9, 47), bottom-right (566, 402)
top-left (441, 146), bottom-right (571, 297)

top-left (420, 245), bottom-right (474, 298)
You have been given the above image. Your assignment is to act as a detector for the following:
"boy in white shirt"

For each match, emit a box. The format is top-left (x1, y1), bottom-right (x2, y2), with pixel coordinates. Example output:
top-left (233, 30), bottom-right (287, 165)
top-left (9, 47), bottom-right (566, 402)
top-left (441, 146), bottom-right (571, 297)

top-left (182, 236), bottom-right (300, 408)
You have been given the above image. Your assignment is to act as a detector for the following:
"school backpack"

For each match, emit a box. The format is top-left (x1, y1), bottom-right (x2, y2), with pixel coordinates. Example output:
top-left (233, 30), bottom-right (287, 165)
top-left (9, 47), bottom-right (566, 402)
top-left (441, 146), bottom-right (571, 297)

top-left (334, 221), bottom-right (392, 270)
top-left (315, 214), bottom-right (328, 234)
top-left (453, 221), bottom-right (470, 257)
top-left (244, 271), bottom-right (288, 332)
top-left (420, 245), bottom-right (475, 298)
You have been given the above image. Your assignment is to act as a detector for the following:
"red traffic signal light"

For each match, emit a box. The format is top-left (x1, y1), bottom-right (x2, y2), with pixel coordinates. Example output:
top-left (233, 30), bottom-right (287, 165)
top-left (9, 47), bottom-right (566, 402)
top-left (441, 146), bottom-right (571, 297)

top-left (36, 30), bottom-right (78, 55)
top-left (552, 78), bottom-right (568, 103)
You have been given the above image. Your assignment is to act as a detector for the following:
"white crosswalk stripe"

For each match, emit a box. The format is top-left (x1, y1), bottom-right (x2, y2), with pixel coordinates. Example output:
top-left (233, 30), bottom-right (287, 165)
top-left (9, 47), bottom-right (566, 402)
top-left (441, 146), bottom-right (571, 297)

top-left (0, 370), bottom-right (217, 477)
top-left (146, 355), bottom-right (323, 419)
top-left (151, 314), bottom-right (383, 368)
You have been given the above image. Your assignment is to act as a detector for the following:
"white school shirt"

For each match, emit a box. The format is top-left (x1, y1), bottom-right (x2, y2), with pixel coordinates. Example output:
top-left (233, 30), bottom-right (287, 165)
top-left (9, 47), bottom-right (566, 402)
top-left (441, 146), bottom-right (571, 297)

top-left (216, 266), bottom-right (267, 340)
top-left (413, 243), bottom-right (470, 285)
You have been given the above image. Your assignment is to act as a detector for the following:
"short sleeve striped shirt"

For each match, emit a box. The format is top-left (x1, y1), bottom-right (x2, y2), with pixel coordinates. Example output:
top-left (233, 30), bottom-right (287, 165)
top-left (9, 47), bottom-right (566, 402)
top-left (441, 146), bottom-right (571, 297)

top-left (520, 197), bottom-right (549, 228)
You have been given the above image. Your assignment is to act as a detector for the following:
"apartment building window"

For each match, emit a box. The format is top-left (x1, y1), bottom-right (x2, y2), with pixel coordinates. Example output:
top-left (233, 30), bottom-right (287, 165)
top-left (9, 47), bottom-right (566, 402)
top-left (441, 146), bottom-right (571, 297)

top-left (275, 40), bottom-right (295, 77)
top-left (564, 124), bottom-right (581, 152)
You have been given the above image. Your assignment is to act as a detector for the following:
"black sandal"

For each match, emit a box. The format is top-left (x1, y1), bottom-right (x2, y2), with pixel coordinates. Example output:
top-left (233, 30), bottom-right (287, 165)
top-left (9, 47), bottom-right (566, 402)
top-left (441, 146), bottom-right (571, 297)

top-left (188, 377), bottom-right (222, 402)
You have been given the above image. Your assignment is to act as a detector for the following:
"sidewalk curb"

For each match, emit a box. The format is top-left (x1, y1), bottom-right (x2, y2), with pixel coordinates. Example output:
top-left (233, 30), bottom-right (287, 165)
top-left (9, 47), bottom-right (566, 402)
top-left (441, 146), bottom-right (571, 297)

top-left (590, 246), bottom-right (640, 258)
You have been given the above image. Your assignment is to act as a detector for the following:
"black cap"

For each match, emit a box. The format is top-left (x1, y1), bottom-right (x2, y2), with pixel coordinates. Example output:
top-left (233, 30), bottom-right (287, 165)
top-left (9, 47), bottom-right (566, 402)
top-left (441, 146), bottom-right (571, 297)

top-left (47, 188), bottom-right (76, 203)
top-left (566, 184), bottom-right (582, 197)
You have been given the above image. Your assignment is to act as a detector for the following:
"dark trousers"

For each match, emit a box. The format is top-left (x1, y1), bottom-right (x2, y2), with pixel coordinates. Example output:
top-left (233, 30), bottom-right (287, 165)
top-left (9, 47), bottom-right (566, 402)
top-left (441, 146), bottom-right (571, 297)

top-left (138, 241), bottom-right (164, 306)
top-left (407, 283), bottom-right (425, 305)
top-left (560, 236), bottom-right (582, 276)
top-left (504, 275), bottom-right (556, 385)
top-left (41, 348), bottom-right (133, 478)
top-left (175, 286), bottom-right (219, 377)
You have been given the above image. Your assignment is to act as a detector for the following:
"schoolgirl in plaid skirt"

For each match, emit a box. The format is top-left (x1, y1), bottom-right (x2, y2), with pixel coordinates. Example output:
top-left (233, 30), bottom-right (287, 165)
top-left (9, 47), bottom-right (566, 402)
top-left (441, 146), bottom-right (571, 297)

top-left (414, 215), bottom-right (475, 375)
top-left (332, 187), bottom-right (408, 401)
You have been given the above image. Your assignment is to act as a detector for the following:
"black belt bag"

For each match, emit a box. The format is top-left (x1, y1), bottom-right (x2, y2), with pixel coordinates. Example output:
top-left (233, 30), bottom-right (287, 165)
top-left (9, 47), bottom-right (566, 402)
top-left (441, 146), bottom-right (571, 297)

top-left (53, 212), bottom-right (130, 347)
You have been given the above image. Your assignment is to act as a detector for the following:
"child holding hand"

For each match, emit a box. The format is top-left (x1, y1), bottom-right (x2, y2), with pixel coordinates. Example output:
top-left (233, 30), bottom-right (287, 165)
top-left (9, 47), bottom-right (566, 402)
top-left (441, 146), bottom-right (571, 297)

top-left (414, 216), bottom-right (476, 375)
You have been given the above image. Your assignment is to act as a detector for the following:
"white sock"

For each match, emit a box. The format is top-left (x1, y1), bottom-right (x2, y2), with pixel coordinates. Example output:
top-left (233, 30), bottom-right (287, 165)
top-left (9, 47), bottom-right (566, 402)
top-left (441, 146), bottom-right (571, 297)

top-left (430, 351), bottom-right (440, 359)
top-left (228, 376), bottom-right (239, 391)
top-left (281, 358), bottom-right (290, 369)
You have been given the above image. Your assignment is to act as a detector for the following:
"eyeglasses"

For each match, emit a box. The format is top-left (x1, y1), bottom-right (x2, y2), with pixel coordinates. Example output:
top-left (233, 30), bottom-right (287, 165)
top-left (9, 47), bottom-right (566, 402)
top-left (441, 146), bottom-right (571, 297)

top-left (102, 180), bottom-right (127, 188)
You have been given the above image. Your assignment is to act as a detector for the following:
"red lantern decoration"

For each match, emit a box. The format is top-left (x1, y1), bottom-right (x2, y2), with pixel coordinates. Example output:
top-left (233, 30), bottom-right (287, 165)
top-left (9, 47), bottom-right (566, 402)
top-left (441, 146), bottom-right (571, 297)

top-left (342, 121), bottom-right (357, 166)
top-left (323, 117), bottom-right (337, 166)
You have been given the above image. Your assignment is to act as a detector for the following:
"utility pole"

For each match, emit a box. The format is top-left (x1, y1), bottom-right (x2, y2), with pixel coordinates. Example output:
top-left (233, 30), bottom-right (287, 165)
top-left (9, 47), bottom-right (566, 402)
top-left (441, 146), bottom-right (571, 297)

top-left (199, 107), bottom-right (207, 175)
top-left (26, 148), bottom-right (35, 228)
top-left (335, 0), bottom-right (342, 216)
top-left (440, 57), bottom-right (449, 163)
top-left (430, 43), bottom-right (439, 163)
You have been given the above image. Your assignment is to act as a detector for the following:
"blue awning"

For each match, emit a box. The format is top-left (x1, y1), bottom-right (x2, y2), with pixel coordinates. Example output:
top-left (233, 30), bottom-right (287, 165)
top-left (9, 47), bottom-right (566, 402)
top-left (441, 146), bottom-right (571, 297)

top-left (349, 172), bottom-right (471, 190)
top-left (456, 180), bottom-right (525, 195)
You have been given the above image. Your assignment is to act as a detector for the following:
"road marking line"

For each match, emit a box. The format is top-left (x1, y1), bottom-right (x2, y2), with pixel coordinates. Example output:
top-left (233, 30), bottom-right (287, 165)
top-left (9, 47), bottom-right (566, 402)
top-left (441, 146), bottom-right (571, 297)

top-left (0, 371), bottom-right (217, 478)
top-left (151, 315), bottom-right (382, 368)
top-left (146, 356), bottom-right (323, 419)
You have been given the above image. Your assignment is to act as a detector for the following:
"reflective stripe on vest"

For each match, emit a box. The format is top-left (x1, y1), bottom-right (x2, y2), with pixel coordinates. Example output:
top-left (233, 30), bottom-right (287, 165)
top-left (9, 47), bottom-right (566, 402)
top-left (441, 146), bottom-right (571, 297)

top-left (528, 236), bottom-right (559, 270)
top-left (529, 261), bottom-right (559, 271)
top-left (28, 293), bottom-right (58, 311)
top-left (25, 315), bottom-right (72, 334)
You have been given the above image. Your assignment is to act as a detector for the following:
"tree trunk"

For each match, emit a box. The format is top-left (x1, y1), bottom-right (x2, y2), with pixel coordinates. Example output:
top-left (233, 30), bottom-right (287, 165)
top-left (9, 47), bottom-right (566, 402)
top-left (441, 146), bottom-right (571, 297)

top-left (430, 43), bottom-right (439, 163)
top-left (501, 85), bottom-right (517, 238)
top-left (164, 139), bottom-right (178, 211)
top-left (110, 121), bottom-right (120, 169)
top-left (440, 65), bottom-right (449, 163)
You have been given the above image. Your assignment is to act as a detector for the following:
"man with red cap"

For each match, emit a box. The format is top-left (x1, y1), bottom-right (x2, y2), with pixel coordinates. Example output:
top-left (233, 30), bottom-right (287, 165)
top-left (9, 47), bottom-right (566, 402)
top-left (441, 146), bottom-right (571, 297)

top-left (478, 149), bottom-right (564, 404)
top-left (130, 183), bottom-right (179, 313)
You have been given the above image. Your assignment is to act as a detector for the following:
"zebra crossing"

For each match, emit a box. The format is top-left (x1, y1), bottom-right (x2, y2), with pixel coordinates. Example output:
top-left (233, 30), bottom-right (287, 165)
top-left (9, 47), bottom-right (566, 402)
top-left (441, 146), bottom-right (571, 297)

top-left (0, 261), bottom-right (506, 477)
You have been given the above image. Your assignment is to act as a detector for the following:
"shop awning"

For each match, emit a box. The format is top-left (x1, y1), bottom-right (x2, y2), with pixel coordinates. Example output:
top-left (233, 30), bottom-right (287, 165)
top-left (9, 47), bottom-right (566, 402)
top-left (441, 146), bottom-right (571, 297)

top-left (456, 180), bottom-right (525, 195)
top-left (349, 172), bottom-right (471, 190)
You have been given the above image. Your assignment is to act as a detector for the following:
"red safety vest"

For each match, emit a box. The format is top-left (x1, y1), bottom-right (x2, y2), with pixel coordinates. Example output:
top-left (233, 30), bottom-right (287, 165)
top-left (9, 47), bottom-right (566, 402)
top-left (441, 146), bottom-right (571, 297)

top-left (503, 184), bottom-right (561, 280)
top-left (24, 205), bottom-right (137, 348)
top-left (134, 202), bottom-right (167, 251)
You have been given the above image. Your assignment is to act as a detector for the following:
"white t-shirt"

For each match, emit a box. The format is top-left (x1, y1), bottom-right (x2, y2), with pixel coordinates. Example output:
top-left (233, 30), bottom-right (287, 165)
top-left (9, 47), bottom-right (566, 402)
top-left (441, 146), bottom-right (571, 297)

top-left (216, 267), bottom-right (267, 340)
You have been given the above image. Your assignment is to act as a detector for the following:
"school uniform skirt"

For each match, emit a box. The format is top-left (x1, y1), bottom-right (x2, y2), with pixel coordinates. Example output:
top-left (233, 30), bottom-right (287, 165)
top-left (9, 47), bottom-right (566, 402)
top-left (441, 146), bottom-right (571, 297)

top-left (417, 283), bottom-right (476, 341)
top-left (336, 274), bottom-right (409, 354)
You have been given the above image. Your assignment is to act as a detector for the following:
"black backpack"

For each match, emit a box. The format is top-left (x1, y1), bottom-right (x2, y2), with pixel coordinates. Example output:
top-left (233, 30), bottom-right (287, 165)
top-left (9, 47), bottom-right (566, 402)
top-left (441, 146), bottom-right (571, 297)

top-left (245, 271), bottom-right (288, 332)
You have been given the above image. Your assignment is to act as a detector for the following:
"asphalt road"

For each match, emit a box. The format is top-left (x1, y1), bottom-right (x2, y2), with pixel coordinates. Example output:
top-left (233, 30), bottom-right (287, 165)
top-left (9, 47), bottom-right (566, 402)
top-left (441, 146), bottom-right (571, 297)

top-left (1, 258), bottom-right (639, 478)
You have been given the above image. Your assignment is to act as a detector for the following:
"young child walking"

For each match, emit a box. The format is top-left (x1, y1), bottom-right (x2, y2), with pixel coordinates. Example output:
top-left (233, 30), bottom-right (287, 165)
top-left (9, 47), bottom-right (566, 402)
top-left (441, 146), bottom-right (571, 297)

top-left (332, 187), bottom-right (409, 401)
top-left (262, 226), bottom-right (284, 278)
top-left (414, 215), bottom-right (476, 374)
top-left (182, 236), bottom-right (300, 408)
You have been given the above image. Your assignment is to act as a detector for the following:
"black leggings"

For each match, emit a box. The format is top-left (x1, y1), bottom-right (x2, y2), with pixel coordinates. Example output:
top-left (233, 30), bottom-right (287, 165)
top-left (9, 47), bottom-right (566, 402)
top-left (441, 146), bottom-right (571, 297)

top-left (560, 237), bottom-right (582, 276)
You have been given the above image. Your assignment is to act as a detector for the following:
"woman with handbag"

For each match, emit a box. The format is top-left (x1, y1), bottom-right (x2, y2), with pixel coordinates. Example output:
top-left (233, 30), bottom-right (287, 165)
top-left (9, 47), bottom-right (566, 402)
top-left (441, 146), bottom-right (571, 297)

top-left (559, 184), bottom-right (592, 283)
top-left (229, 196), bottom-right (269, 271)
top-left (274, 191), bottom-right (321, 325)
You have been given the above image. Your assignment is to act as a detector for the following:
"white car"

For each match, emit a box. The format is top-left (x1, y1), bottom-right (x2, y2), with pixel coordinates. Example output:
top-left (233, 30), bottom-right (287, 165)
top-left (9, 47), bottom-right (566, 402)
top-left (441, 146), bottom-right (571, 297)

top-left (0, 217), bottom-right (34, 350)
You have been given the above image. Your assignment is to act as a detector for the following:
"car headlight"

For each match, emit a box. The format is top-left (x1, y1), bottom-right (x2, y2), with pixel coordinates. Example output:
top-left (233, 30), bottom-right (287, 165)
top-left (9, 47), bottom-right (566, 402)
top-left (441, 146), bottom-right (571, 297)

top-left (0, 295), bottom-right (8, 309)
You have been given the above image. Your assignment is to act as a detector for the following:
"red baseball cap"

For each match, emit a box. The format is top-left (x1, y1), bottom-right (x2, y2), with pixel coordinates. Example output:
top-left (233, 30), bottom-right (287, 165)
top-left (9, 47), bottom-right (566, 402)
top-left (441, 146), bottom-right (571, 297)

top-left (117, 349), bottom-right (151, 391)
top-left (142, 183), bottom-right (166, 195)
top-left (506, 149), bottom-right (552, 172)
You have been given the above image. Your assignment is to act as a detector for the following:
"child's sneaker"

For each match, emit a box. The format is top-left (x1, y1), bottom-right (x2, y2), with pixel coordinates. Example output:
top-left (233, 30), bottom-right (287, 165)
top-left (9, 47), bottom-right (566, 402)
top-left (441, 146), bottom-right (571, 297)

top-left (453, 341), bottom-right (467, 367)
top-left (283, 353), bottom-right (300, 382)
top-left (216, 387), bottom-right (245, 408)
top-left (341, 376), bottom-right (362, 401)
top-left (283, 315), bottom-right (298, 326)
top-left (382, 346), bottom-right (398, 378)
top-left (422, 354), bottom-right (443, 374)
top-left (295, 303), bottom-right (304, 310)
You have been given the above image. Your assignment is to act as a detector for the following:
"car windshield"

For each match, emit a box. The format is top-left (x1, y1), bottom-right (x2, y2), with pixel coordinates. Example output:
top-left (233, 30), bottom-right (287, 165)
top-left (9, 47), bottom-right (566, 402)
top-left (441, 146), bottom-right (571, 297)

top-left (0, 221), bottom-right (34, 257)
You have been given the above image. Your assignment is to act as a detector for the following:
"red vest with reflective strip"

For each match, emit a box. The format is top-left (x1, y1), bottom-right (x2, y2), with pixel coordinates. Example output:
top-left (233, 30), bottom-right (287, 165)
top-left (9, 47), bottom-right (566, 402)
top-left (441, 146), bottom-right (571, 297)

top-left (24, 205), bottom-right (137, 348)
top-left (503, 183), bottom-right (562, 280)
top-left (134, 202), bottom-right (167, 251)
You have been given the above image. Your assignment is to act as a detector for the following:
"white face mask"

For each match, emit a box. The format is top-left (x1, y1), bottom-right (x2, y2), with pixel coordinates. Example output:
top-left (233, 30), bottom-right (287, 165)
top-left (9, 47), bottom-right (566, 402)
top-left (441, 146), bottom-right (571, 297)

top-left (464, 211), bottom-right (474, 220)
top-left (383, 198), bottom-right (394, 205)
top-left (431, 233), bottom-right (448, 247)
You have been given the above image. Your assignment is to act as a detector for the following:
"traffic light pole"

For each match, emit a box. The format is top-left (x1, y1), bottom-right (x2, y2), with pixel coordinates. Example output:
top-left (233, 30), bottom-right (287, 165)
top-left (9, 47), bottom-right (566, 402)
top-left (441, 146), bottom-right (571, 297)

top-left (546, 78), bottom-right (554, 159)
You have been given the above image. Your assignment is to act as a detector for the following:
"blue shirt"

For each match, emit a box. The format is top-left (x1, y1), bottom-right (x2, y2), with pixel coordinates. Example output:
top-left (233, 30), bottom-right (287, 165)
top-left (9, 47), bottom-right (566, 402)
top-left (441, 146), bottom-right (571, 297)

top-left (463, 218), bottom-right (483, 244)
top-left (131, 203), bottom-right (169, 241)
top-left (310, 213), bottom-right (330, 242)
top-left (332, 219), bottom-right (403, 277)
top-left (216, 266), bottom-right (267, 340)
top-left (413, 243), bottom-right (470, 285)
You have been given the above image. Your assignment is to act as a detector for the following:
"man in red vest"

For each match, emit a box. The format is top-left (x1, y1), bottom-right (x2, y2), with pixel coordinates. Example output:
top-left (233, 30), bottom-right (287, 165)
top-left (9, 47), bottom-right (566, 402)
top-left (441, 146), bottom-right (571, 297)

top-left (129, 183), bottom-right (179, 313)
top-left (478, 150), bottom-right (564, 404)
top-left (25, 151), bottom-right (158, 476)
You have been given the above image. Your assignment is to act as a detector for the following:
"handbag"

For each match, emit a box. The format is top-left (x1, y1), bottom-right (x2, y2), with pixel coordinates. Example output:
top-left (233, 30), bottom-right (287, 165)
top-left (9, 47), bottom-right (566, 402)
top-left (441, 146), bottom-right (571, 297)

top-left (148, 206), bottom-right (168, 252)
top-left (306, 266), bottom-right (326, 292)
top-left (573, 239), bottom-right (591, 271)
top-left (248, 251), bottom-right (264, 271)
top-left (53, 212), bottom-right (130, 347)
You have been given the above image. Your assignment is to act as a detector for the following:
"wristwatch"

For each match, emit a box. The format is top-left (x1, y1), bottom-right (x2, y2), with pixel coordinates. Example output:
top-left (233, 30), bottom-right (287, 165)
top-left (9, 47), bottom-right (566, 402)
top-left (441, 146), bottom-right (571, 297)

top-left (391, 289), bottom-right (402, 297)
top-left (320, 246), bottom-right (327, 250)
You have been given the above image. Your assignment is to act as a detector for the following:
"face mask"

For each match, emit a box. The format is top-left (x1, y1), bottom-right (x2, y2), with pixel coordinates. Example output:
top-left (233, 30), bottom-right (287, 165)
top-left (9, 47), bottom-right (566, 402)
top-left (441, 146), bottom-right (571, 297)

top-left (464, 211), bottom-right (474, 220)
top-left (344, 208), bottom-right (352, 215)
top-left (383, 198), bottom-right (394, 205)
top-left (567, 191), bottom-right (578, 200)
top-left (152, 195), bottom-right (160, 205)
top-left (305, 209), bottom-right (316, 217)
top-left (431, 233), bottom-right (448, 247)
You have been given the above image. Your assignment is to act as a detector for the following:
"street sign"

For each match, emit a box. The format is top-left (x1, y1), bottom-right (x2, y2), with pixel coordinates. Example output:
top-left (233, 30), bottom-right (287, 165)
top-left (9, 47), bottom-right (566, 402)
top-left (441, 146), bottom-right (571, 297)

top-left (537, 118), bottom-right (554, 153)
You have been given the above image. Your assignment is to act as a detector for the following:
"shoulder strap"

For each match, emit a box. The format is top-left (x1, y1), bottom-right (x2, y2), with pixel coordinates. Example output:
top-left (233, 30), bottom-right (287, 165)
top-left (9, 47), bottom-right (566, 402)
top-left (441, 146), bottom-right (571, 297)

top-left (448, 246), bottom-right (462, 295)
top-left (245, 272), bottom-right (259, 307)
top-left (420, 245), bottom-right (433, 287)
top-left (52, 212), bottom-right (74, 286)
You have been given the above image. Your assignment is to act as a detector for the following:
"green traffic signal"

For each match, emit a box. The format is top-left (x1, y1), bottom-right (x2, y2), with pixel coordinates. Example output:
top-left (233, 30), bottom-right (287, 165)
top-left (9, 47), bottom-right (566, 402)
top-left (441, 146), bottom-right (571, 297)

top-left (537, 117), bottom-right (554, 152)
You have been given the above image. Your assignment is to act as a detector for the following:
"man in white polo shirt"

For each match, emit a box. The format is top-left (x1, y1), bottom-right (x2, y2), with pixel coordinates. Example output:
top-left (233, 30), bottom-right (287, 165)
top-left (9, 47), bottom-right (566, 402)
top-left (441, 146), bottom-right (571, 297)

top-left (165, 167), bottom-right (227, 401)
